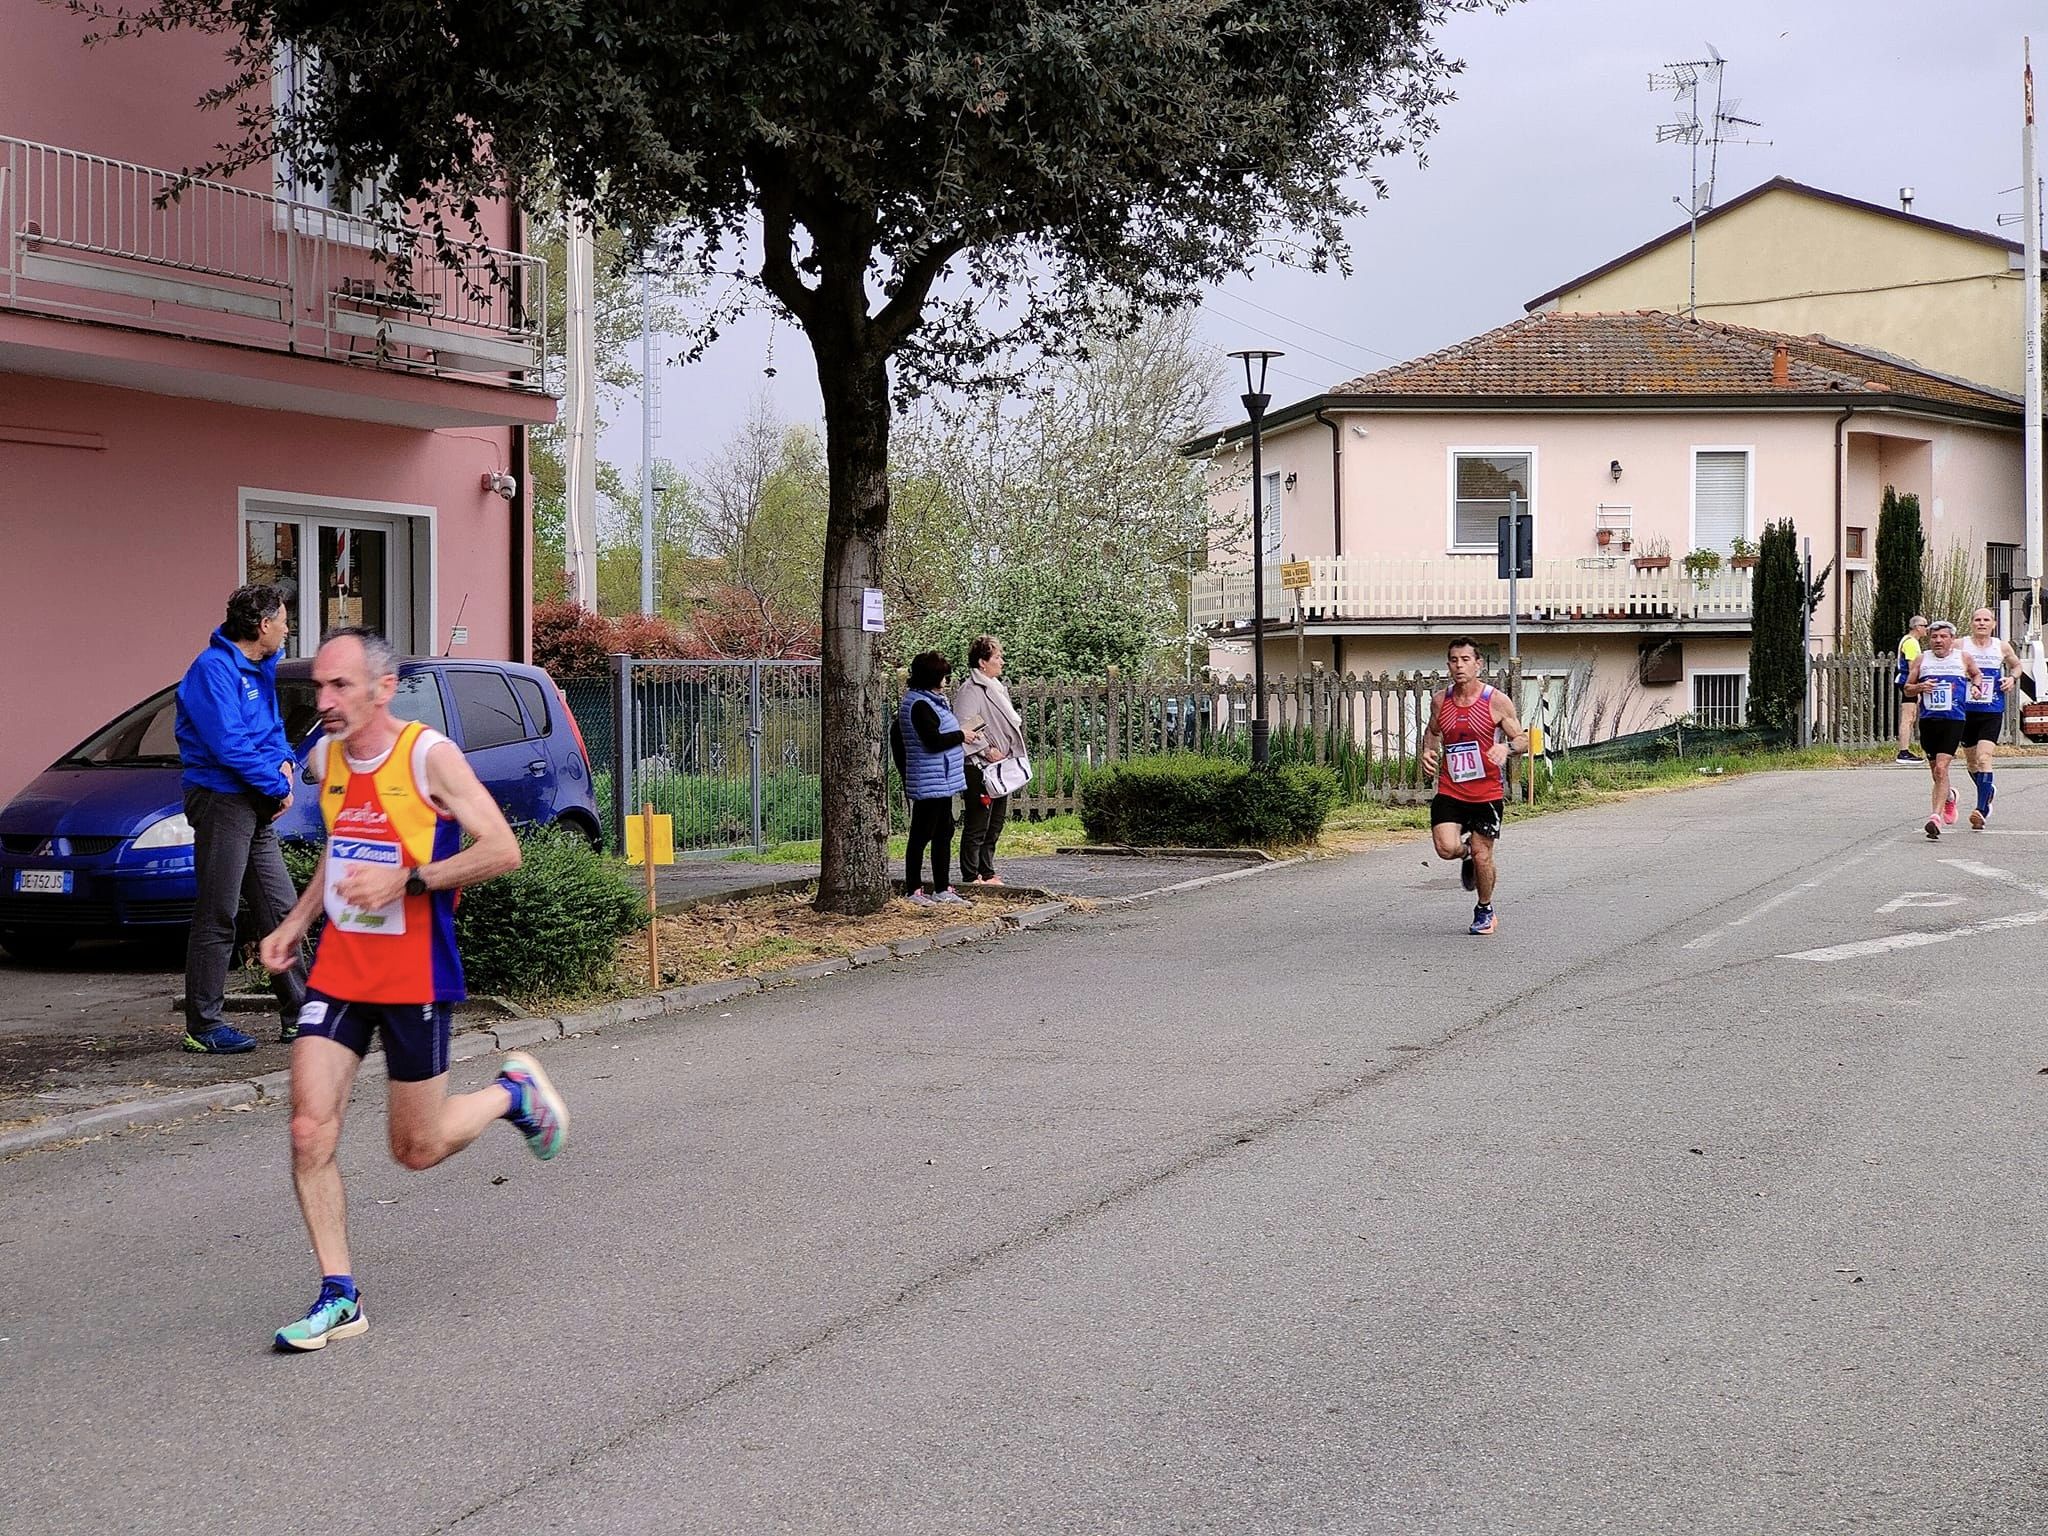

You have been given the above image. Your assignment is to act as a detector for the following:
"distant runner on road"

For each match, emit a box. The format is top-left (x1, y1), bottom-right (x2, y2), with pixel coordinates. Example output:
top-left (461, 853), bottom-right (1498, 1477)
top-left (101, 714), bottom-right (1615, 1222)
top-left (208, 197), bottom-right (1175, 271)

top-left (1959, 607), bottom-right (2019, 829)
top-left (1903, 619), bottom-right (1977, 841)
top-left (258, 626), bottom-right (567, 1353)
top-left (1419, 637), bottom-right (1529, 936)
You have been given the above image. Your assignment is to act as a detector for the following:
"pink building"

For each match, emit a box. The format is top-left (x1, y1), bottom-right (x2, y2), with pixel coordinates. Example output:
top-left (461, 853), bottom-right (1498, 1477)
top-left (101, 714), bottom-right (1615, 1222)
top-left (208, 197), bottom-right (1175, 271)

top-left (0, 3), bottom-right (556, 801)
top-left (1195, 311), bottom-right (2030, 737)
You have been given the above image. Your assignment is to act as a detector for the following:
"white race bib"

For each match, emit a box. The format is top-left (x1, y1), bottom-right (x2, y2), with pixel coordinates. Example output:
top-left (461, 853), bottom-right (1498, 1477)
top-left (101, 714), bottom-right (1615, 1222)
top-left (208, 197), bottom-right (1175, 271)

top-left (323, 836), bottom-right (408, 936)
top-left (1445, 740), bottom-right (1487, 784)
top-left (1924, 680), bottom-right (1956, 714)
top-left (1968, 674), bottom-right (1997, 704)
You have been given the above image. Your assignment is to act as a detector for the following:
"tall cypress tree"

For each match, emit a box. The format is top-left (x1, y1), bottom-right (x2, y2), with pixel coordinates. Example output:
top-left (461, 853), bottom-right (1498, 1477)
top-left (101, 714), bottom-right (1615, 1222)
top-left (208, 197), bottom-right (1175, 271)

top-left (1870, 485), bottom-right (1925, 655)
top-left (1748, 518), bottom-right (1805, 736)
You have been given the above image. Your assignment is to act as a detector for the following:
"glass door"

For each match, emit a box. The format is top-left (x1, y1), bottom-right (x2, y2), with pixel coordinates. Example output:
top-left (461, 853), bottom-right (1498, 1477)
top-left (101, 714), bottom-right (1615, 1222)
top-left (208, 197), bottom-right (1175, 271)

top-left (244, 519), bottom-right (306, 657)
top-left (317, 523), bottom-right (390, 639)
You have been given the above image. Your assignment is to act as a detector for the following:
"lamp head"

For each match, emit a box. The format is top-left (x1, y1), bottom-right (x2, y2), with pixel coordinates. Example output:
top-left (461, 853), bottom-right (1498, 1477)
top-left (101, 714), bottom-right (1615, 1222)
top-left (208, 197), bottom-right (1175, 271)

top-left (1228, 348), bottom-right (1284, 399)
top-left (1609, 459), bottom-right (1623, 482)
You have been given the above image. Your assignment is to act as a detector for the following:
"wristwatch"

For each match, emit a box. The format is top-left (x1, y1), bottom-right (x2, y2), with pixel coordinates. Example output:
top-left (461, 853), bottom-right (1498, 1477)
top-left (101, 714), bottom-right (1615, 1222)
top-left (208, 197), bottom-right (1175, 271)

top-left (405, 866), bottom-right (429, 898)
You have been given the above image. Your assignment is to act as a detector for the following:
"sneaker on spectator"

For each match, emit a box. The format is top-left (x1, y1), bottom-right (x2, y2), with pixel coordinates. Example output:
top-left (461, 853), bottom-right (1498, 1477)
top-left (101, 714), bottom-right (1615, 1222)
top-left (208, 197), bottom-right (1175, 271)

top-left (933, 888), bottom-right (971, 905)
top-left (907, 890), bottom-right (938, 907)
top-left (182, 1024), bottom-right (257, 1054)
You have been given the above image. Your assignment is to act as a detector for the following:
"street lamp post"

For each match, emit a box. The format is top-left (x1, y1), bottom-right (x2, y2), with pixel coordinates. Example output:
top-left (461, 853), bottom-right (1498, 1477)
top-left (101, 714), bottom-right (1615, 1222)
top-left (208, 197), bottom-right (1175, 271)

top-left (1231, 349), bottom-right (1283, 769)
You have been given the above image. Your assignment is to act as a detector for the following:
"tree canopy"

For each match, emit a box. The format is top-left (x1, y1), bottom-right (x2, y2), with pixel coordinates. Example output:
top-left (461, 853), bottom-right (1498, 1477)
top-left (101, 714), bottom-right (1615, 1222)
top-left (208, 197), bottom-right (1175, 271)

top-left (95, 0), bottom-right (1507, 910)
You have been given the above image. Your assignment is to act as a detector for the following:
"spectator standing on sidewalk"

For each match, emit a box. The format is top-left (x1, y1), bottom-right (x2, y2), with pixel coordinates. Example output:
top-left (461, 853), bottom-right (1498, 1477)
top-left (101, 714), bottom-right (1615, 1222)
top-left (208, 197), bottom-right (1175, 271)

top-left (1894, 614), bottom-right (1929, 764)
top-left (952, 634), bottom-right (1027, 885)
top-left (891, 651), bottom-right (981, 906)
top-left (173, 584), bottom-right (308, 1053)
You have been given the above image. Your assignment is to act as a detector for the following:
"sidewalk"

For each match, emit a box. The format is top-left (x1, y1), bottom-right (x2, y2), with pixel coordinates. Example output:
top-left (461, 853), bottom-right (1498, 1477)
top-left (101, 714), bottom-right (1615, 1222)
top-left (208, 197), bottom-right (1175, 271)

top-left (0, 847), bottom-right (1272, 1143)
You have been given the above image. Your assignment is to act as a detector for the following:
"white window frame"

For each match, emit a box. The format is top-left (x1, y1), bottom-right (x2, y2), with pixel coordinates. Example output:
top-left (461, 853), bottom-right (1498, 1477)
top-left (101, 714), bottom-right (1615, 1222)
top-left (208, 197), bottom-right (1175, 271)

top-left (1689, 446), bottom-right (1754, 556)
top-left (271, 44), bottom-right (392, 245)
top-left (1251, 468), bottom-right (1283, 559)
top-left (1686, 668), bottom-right (1749, 728)
top-left (239, 488), bottom-right (438, 657)
top-left (1446, 446), bottom-right (1538, 557)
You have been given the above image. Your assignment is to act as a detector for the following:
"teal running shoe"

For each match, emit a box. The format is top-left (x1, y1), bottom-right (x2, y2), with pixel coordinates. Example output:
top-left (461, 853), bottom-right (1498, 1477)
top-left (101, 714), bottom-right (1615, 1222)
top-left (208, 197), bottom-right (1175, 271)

top-left (498, 1051), bottom-right (569, 1161)
top-left (274, 1290), bottom-right (367, 1352)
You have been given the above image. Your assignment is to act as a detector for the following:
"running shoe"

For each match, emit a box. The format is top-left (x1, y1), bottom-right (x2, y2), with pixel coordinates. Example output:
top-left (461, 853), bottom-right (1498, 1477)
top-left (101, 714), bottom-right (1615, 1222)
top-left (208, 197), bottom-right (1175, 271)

top-left (932, 889), bottom-right (971, 906)
top-left (182, 1024), bottom-right (257, 1054)
top-left (1469, 904), bottom-right (1496, 936)
top-left (274, 1290), bottom-right (367, 1352)
top-left (1924, 816), bottom-right (1942, 841)
top-left (1895, 750), bottom-right (1921, 765)
top-left (278, 1017), bottom-right (300, 1044)
top-left (1970, 808), bottom-right (1986, 830)
top-left (497, 1050), bottom-right (569, 1161)
top-left (1459, 836), bottom-right (1476, 892)
top-left (1943, 788), bottom-right (1960, 826)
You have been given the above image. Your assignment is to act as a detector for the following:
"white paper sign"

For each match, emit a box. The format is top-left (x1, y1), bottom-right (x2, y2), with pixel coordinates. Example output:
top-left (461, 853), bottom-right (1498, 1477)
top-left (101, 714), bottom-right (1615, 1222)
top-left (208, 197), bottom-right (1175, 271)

top-left (861, 588), bottom-right (885, 633)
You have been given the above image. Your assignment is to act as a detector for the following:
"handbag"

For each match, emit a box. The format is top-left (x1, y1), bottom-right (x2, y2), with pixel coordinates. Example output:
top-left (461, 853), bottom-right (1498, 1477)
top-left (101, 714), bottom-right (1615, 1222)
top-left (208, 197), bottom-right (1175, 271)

top-left (980, 753), bottom-right (1033, 798)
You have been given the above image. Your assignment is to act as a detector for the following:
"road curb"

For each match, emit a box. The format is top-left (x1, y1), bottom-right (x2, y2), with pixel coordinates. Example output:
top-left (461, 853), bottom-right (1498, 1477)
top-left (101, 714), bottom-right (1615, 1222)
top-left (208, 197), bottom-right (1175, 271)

top-left (1, 855), bottom-right (1303, 1160)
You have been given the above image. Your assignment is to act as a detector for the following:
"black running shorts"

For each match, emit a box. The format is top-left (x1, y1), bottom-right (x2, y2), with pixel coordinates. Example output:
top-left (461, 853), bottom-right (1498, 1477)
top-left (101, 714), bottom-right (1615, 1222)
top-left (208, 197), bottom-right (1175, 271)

top-left (1430, 795), bottom-right (1504, 842)
top-left (1919, 717), bottom-right (1965, 758)
top-left (1962, 712), bottom-right (2004, 748)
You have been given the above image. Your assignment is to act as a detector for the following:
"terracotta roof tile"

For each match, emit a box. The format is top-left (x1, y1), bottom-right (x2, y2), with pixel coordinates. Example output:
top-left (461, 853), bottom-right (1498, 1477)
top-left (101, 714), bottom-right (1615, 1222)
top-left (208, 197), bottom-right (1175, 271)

top-left (1327, 311), bottom-right (2019, 415)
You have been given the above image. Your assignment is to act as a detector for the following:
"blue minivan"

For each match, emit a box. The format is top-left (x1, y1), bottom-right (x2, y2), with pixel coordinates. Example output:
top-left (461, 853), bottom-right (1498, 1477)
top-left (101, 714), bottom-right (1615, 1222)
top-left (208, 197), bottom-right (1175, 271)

top-left (0, 658), bottom-right (599, 962)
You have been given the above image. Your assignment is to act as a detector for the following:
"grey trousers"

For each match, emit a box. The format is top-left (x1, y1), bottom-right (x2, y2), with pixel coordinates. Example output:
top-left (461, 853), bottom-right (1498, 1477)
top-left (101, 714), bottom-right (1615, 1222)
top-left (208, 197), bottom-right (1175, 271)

top-left (183, 785), bottom-right (307, 1032)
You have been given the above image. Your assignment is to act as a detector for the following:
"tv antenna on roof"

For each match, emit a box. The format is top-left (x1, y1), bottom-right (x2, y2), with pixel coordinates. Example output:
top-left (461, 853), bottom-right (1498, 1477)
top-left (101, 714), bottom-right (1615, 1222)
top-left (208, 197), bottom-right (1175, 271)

top-left (1649, 46), bottom-right (1771, 316)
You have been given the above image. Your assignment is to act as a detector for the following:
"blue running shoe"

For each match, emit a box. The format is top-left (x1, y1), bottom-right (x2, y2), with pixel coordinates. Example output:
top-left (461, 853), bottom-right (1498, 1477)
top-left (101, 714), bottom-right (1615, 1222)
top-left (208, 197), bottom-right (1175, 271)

top-left (1469, 904), bottom-right (1497, 936)
top-left (498, 1051), bottom-right (569, 1161)
top-left (182, 1024), bottom-right (257, 1054)
top-left (274, 1290), bottom-right (367, 1352)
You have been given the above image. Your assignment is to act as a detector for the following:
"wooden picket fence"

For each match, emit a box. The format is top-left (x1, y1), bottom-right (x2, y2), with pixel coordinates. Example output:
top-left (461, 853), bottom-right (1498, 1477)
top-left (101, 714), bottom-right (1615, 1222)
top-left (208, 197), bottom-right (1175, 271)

top-left (1002, 667), bottom-right (1547, 815)
top-left (1809, 651), bottom-right (2025, 749)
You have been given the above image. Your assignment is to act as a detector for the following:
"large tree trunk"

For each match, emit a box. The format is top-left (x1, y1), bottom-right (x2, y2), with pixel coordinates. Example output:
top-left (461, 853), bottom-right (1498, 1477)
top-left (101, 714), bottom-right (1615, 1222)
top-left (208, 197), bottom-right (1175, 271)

top-left (813, 344), bottom-right (894, 914)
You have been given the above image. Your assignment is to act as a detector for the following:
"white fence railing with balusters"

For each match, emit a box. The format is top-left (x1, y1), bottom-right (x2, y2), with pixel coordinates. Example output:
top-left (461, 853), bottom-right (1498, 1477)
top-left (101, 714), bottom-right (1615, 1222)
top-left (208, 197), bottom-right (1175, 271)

top-left (0, 135), bottom-right (547, 389)
top-left (1194, 555), bottom-right (1754, 628)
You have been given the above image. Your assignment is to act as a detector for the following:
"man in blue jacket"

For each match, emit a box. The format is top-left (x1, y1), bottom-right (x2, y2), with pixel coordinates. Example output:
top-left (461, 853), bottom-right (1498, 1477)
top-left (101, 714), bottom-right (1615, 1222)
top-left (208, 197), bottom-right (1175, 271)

top-left (174, 584), bottom-right (307, 1053)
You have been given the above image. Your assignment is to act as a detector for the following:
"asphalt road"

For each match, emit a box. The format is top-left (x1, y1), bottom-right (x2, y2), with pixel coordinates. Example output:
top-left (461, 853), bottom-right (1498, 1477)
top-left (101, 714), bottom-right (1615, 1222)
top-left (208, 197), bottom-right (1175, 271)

top-left (5, 763), bottom-right (2048, 1535)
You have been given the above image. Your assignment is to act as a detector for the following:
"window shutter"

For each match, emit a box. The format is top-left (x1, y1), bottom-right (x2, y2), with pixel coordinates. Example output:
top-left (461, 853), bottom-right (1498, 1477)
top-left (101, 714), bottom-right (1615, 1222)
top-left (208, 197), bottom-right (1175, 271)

top-left (1694, 452), bottom-right (1748, 554)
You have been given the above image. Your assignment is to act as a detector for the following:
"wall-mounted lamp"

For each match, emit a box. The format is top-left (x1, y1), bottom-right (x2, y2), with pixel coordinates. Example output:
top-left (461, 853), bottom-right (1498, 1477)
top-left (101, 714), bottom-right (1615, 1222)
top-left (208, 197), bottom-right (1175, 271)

top-left (1609, 459), bottom-right (1623, 482)
top-left (1283, 472), bottom-right (1298, 491)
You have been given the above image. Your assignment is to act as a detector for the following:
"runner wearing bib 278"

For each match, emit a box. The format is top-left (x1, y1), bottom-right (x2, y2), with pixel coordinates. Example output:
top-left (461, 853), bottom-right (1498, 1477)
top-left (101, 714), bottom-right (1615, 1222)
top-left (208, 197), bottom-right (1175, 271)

top-left (1904, 619), bottom-right (1978, 841)
top-left (257, 627), bottom-right (568, 1353)
top-left (1420, 636), bottom-right (1530, 935)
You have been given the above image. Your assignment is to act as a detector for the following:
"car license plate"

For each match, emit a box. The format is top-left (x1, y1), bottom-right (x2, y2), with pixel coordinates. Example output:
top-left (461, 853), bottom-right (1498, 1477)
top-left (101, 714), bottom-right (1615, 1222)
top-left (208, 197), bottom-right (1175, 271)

top-left (14, 870), bottom-right (72, 895)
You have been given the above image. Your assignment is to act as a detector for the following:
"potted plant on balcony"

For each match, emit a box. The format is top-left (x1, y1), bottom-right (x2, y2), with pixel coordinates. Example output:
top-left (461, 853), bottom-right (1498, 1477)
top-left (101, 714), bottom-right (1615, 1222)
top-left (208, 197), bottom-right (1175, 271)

top-left (1595, 526), bottom-right (1614, 549)
top-left (1682, 547), bottom-right (1724, 581)
top-left (1632, 536), bottom-right (1671, 571)
top-left (1728, 535), bottom-right (1759, 569)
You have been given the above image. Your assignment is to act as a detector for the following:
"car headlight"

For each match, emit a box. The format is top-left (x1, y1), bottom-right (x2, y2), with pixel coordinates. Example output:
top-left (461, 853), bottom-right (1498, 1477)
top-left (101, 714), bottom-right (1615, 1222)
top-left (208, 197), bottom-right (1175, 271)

top-left (133, 813), bottom-right (196, 850)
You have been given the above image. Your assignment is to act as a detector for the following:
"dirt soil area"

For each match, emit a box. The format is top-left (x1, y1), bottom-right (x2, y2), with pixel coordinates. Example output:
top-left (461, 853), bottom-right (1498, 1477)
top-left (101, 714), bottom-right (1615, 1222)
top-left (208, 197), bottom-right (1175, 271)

top-left (618, 886), bottom-right (1046, 989)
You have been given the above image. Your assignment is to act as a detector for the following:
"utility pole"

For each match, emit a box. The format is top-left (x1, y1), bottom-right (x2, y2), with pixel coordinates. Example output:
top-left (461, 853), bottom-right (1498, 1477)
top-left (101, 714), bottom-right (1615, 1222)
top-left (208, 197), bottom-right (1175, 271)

top-left (639, 268), bottom-right (657, 618)
top-left (2023, 40), bottom-right (2045, 695)
top-left (563, 214), bottom-right (599, 609)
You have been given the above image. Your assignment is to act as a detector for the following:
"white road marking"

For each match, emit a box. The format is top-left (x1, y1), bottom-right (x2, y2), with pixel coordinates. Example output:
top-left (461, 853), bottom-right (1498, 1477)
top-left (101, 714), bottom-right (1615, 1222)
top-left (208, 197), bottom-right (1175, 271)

top-left (1979, 828), bottom-right (2048, 836)
top-left (1729, 878), bottom-right (1827, 927)
top-left (1781, 908), bottom-right (2048, 963)
top-left (1684, 930), bottom-right (1726, 950)
top-left (1938, 858), bottom-right (2048, 899)
top-left (1875, 891), bottom-right (1962, 914)
top-left (1682, 836), bottom-right (1900, 951)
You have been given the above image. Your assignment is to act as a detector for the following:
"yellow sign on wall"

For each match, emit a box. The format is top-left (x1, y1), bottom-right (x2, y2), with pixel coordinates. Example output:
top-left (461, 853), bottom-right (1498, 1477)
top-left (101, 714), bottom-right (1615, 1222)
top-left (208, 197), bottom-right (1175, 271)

top-left (1279, 560), bottom-right (1313, 590)
top-left (624, 813), bottom-right (676, 865)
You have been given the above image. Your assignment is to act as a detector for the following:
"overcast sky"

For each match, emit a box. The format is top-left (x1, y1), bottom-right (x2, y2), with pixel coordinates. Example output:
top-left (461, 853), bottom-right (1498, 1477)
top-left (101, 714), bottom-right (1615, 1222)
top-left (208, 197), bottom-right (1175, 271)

top-left (611, 0), bottom-right (2042, 472)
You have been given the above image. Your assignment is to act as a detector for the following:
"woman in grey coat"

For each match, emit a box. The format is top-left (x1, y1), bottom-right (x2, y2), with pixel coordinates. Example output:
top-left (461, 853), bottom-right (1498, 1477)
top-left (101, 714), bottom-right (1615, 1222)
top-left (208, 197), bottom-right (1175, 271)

top-left (951, 635), bottom-right (1027, 884)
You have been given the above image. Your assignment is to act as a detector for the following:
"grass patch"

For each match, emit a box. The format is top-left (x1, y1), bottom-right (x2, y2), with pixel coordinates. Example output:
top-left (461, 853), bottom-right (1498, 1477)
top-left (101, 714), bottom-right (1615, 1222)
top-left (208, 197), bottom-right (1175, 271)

top-left (725, 812), bottom-right (1090, 864)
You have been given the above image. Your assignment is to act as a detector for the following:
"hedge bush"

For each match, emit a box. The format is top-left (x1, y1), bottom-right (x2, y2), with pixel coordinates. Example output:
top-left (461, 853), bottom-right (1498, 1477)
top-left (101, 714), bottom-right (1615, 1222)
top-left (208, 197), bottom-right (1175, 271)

top-left (1079, 756), bottom-right (1338, 847)
top-left (281, 824), bottom-right (647, 997)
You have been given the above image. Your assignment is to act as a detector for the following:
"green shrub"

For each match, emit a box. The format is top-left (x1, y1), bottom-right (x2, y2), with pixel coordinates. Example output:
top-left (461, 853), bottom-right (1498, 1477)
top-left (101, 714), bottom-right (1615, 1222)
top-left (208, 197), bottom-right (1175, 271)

top-left (1080, 756), bottom-right (1338, 847)
top-left (455, 824), bottom-right (649, 996)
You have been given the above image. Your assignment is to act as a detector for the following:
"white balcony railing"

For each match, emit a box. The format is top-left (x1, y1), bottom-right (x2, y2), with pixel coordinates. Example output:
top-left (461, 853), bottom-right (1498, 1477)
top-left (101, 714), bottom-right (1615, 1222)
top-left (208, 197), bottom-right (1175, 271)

top-left (1193, 555), bottom-right (1755, 629)
top-left (0, 136), bottom-right (547, 390)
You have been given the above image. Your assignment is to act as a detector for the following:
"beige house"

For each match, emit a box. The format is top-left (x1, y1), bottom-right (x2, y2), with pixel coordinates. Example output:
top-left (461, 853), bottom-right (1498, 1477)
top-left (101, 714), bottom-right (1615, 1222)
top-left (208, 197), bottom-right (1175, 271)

top-left (1526, 177), bottom-right (2046, 399)
top-left (1193, 310), bottom-right (2029, 738)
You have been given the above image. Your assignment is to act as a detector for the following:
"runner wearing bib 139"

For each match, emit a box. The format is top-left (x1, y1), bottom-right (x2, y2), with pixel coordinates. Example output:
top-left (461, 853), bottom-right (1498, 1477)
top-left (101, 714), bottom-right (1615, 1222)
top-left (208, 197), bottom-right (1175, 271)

top-left (1959, 608), bottom-right (2019, 829)
top-left (1420, 636), bottom-right (1530, 936)
top-left (1904, 620), bottom-right (1977, 841)
top-left (258, 627), bottom-right (569, 1354)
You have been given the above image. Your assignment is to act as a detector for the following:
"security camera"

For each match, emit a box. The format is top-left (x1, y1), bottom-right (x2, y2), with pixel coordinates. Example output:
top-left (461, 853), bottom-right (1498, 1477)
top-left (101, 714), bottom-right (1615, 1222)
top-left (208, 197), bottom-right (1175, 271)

top-left (480, 469), bottom-right (517, 500)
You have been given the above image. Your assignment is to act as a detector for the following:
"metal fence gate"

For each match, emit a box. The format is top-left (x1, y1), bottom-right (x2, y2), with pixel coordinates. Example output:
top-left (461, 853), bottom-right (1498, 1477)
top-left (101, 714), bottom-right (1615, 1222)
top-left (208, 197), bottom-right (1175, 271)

top-left (590, 658), bottom-right (824, 854)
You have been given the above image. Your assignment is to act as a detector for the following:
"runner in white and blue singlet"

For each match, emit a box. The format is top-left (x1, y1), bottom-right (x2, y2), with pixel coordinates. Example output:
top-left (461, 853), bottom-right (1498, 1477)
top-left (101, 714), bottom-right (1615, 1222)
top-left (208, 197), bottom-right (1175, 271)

top-left (1959, 607), bottom-right (2020, 829)
top-left (1905, 620), bottom-right (1978, 841)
